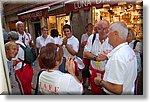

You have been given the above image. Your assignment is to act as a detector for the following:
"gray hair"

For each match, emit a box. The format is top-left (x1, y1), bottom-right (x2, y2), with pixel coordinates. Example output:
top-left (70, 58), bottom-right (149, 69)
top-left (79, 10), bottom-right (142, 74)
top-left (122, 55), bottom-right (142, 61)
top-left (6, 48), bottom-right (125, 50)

top-left (110, 22), bottom-right (128, 40)
top-left (8, 31), bottom-right (19, 40)
top-left (16, 21), bottom-right (24, 28)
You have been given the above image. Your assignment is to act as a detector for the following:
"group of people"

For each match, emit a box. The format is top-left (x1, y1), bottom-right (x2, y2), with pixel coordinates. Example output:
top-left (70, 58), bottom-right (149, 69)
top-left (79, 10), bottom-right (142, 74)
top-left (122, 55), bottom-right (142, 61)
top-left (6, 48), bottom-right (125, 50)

top-left (4, 19), bottom-right (142, 95)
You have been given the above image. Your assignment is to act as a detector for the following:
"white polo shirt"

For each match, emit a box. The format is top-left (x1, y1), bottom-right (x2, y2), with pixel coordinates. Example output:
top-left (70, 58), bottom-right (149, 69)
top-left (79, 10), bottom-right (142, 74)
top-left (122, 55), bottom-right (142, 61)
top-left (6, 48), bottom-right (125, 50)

top-left (36, 35), bottom-right (54, 49)
top-left (103, 42), bottom-right (137, 95)
top-left (84, 34), bottom-right (113, 70)
top-left (17, 31), bottom-right (32, 47)
top-left (81, 33), bottom-right (89, 44)
top-left (39, 70), bottom-right (83, 95)
top-left (129, 40), bottom-right (142, 54)
top-left (14, 41), bottom-right (25, 61)
top-left (63, 35), bottom-right (79, 58)
top-left (53, 37), bottom-right (63, 45)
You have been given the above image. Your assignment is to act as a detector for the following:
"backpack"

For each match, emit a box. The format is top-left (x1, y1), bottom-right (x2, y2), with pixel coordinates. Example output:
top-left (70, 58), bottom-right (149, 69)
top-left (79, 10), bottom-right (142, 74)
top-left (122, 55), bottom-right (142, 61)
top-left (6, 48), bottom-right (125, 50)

top-left (18, 43), bottom-right (37, 64)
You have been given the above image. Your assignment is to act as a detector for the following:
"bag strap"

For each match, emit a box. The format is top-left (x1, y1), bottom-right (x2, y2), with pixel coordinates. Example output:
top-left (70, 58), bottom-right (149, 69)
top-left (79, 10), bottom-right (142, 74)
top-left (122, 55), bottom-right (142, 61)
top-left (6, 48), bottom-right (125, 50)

top-left (133, 40), bottom-right (140, 49)
top-left (35, 70), bottom-right (45, 95)
top-left (92, 34), bottom-right (96, 45)
top-left (16, 43), bottom-right (26, 71)
top-left (26, 32), bottom-right (31, 40)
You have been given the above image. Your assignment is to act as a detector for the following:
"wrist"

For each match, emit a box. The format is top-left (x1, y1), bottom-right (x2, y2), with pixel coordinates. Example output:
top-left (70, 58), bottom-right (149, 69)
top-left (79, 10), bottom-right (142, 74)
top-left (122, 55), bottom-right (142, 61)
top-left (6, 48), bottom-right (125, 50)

top-left (99, 79), bottom-right (103, 86)
top-left (93, 55), bottom-right (97, 61)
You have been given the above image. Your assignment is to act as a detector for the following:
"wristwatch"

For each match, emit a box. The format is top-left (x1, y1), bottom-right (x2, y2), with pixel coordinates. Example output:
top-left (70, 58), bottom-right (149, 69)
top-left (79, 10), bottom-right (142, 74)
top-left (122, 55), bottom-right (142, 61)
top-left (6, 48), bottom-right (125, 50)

top-left (93, 55), bottom-right (97, 61)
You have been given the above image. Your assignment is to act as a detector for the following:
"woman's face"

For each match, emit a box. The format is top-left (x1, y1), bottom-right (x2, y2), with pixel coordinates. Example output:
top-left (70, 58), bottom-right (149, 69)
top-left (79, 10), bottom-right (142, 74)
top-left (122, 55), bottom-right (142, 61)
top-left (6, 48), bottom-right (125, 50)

top-left (63, 28), bottom-right (72, 38)
top-left (6, 45), bottom-right (18, 59)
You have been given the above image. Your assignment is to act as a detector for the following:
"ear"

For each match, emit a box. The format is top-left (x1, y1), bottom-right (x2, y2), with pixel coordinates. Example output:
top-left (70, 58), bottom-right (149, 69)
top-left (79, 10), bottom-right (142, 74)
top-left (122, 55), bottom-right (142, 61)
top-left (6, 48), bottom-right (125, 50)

top-left (56, 60), bottom-right (61, 66)
top-left (114, 31), bottom-right (119, 35)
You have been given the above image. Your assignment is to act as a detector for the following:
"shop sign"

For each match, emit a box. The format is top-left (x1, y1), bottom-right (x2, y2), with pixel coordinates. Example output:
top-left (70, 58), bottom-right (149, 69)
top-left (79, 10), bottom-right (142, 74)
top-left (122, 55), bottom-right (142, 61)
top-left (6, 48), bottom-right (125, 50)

top-left (18, 9), bottom-right (48, 21)
top-left (65, 0), bottom-right (110, 13)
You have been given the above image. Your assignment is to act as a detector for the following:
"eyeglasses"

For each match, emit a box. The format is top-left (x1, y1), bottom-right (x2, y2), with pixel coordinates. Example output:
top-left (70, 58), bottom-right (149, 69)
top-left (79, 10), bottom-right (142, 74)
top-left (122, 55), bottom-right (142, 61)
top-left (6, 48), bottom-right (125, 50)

top-left (98, 27), bottom-right (108, 31)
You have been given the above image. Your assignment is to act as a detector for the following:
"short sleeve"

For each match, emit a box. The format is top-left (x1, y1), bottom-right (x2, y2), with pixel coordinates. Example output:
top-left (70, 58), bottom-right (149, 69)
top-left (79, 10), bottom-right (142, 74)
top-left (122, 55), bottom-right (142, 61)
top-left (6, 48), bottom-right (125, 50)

top-left (72, 38), bottom-right (79, 53)
top-left (67, 75), bottom-right (83, 94)
top-left (105, 59), bottom-right (125, 85)
top-left (84, 34), bottom-right (93, 52)
top-left (36, 37), bottom-right (40, 48)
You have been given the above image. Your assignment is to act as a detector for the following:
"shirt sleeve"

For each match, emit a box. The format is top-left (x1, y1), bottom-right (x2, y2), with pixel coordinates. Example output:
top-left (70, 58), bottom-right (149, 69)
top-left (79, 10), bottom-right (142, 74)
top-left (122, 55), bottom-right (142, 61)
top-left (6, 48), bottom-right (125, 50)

top-left (67, 75), bottom-right (83, 94)
top-left (72, 38), bottom-right (79, 53)
top-left (84, 34), bottom-right (93, 52)
top-left (105, 59), bottom-right (125, 85)
top-left (81, 34), bottom-right (85, 44)
top-left (36, 38), bottom-right (40, 48)
top-left (135, 42), bottom-right (143, 54)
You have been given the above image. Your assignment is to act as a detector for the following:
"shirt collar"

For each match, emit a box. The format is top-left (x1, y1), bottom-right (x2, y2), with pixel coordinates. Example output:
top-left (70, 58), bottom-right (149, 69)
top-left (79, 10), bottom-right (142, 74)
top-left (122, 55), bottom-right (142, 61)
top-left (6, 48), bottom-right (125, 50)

top-left (107, 42), bottom-right (128, 59)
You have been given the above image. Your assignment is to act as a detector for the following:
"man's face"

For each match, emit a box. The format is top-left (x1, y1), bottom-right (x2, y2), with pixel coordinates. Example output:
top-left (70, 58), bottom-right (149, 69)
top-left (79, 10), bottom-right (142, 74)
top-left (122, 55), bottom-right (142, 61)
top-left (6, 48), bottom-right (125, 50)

top-left (42, 28), bottom-right (48, 36)
top-left (108, 28), bottom-right (116, 47)
top-left (18, 23), bottom-right (24, 34)
top-left (97, 23), bottom-right (109, 36)
top-left (63, 28), bottom-right (71, 38)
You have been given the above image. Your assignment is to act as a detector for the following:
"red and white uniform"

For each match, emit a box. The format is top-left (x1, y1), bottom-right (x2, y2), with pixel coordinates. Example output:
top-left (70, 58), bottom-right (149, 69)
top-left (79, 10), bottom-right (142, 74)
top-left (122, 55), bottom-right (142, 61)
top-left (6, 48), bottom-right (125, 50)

top-left (84, 34), bottom-right (113, 94)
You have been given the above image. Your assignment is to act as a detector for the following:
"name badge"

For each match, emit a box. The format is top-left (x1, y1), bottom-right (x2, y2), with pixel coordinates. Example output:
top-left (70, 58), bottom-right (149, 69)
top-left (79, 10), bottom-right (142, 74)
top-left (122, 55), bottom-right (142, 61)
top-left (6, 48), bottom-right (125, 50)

top-left (95, 61), bottom-right (102, 67)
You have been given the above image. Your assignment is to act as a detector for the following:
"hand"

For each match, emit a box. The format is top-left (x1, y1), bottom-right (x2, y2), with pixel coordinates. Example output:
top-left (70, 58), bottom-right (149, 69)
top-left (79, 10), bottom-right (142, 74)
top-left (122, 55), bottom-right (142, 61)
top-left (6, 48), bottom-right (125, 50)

top-left (94, 75), bottom-right (102, 86)
top-left (29, 39), bottom-right (34, 47)
top-left (62, 37), bottom-right (68, 45)
top-left (96, 54), bottom-right (108, 61)
top-left (66, 57), bottom-right (75, 76)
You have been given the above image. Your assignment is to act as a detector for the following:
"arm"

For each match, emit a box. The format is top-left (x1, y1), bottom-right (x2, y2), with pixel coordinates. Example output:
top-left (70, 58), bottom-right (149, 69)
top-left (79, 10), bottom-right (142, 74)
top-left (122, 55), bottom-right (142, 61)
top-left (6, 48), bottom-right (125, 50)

top-left (65, 44), bottom-right (77, 56)
top-left (66, 57), bottom-right (81, 83)
top-left (94, 76), bottom-right (123, 94)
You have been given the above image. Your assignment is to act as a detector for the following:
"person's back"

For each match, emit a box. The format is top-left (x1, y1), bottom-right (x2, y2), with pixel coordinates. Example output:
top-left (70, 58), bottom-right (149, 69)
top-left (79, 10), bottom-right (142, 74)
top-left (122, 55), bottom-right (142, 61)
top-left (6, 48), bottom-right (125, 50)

top-left (39, 70), bottom-right (82, 94)
top-left (38, 43), bottom-right (83, 95)
top-left (104, 43), bottom-right (137, 94)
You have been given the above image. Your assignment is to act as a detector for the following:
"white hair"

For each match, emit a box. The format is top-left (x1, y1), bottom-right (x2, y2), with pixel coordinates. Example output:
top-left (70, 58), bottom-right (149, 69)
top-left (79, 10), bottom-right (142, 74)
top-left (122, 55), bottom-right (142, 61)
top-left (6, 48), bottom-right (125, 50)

top-left (16, 21), bottom-right (24, 28)
top-left (110, 22), bottom-right (128, 40)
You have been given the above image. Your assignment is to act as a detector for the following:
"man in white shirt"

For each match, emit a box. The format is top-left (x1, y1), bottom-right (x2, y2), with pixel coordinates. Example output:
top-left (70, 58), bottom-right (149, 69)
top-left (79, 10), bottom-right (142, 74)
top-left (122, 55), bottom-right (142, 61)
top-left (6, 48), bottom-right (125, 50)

top-left (36, 26), bottom-right (54, 50)
top-left (14, 21), bottom-right (34, 94)
top-left (83, 20), bottom-right (113, 94)
top-left (16, 21), bottom-right (33, 47)
top-left (50, 29), bottom-right (62, 45)
top-left (94, 22), bottom-right (137, 95)
top-left (60, 24), bottom-right (79, 74)
top-left (80, 23), bottom-right (93, 89)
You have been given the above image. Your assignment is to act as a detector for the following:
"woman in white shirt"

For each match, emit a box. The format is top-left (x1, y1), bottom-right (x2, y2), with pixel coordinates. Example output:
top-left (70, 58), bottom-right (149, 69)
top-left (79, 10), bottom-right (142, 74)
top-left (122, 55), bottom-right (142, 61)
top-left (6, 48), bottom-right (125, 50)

top-left (38, 43), bottom-right (83, 95)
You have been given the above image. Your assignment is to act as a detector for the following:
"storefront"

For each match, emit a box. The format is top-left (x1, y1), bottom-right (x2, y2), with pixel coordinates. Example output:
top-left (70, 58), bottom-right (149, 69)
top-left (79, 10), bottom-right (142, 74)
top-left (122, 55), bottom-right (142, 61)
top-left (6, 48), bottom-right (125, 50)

top-left (48, 2), bottom-right (70, 37)
top-left (65, 0), bottom-right (143, 41)
top-left (92, 0), bottom-right (143, 41)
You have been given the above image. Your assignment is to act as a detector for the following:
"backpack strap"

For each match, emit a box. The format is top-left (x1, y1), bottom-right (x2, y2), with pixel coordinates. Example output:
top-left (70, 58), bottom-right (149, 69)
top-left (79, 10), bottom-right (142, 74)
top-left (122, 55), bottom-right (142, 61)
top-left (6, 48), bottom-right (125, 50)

top-left (26, 32), bottom-right (31, 40)
top-left (92, 34), bottom-right (96, 45)
top-left (133, 40), bottom-right (140, 49)
top-left (16, 43), bottom-right (26, 71)
top-left (35, 70), bottom-right (45, 95)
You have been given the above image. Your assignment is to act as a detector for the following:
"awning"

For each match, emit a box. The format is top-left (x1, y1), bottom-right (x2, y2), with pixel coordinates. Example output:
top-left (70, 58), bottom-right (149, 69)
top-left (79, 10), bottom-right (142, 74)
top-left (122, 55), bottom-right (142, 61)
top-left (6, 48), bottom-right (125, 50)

top-left (18, 0), bottom-right (65, 21)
